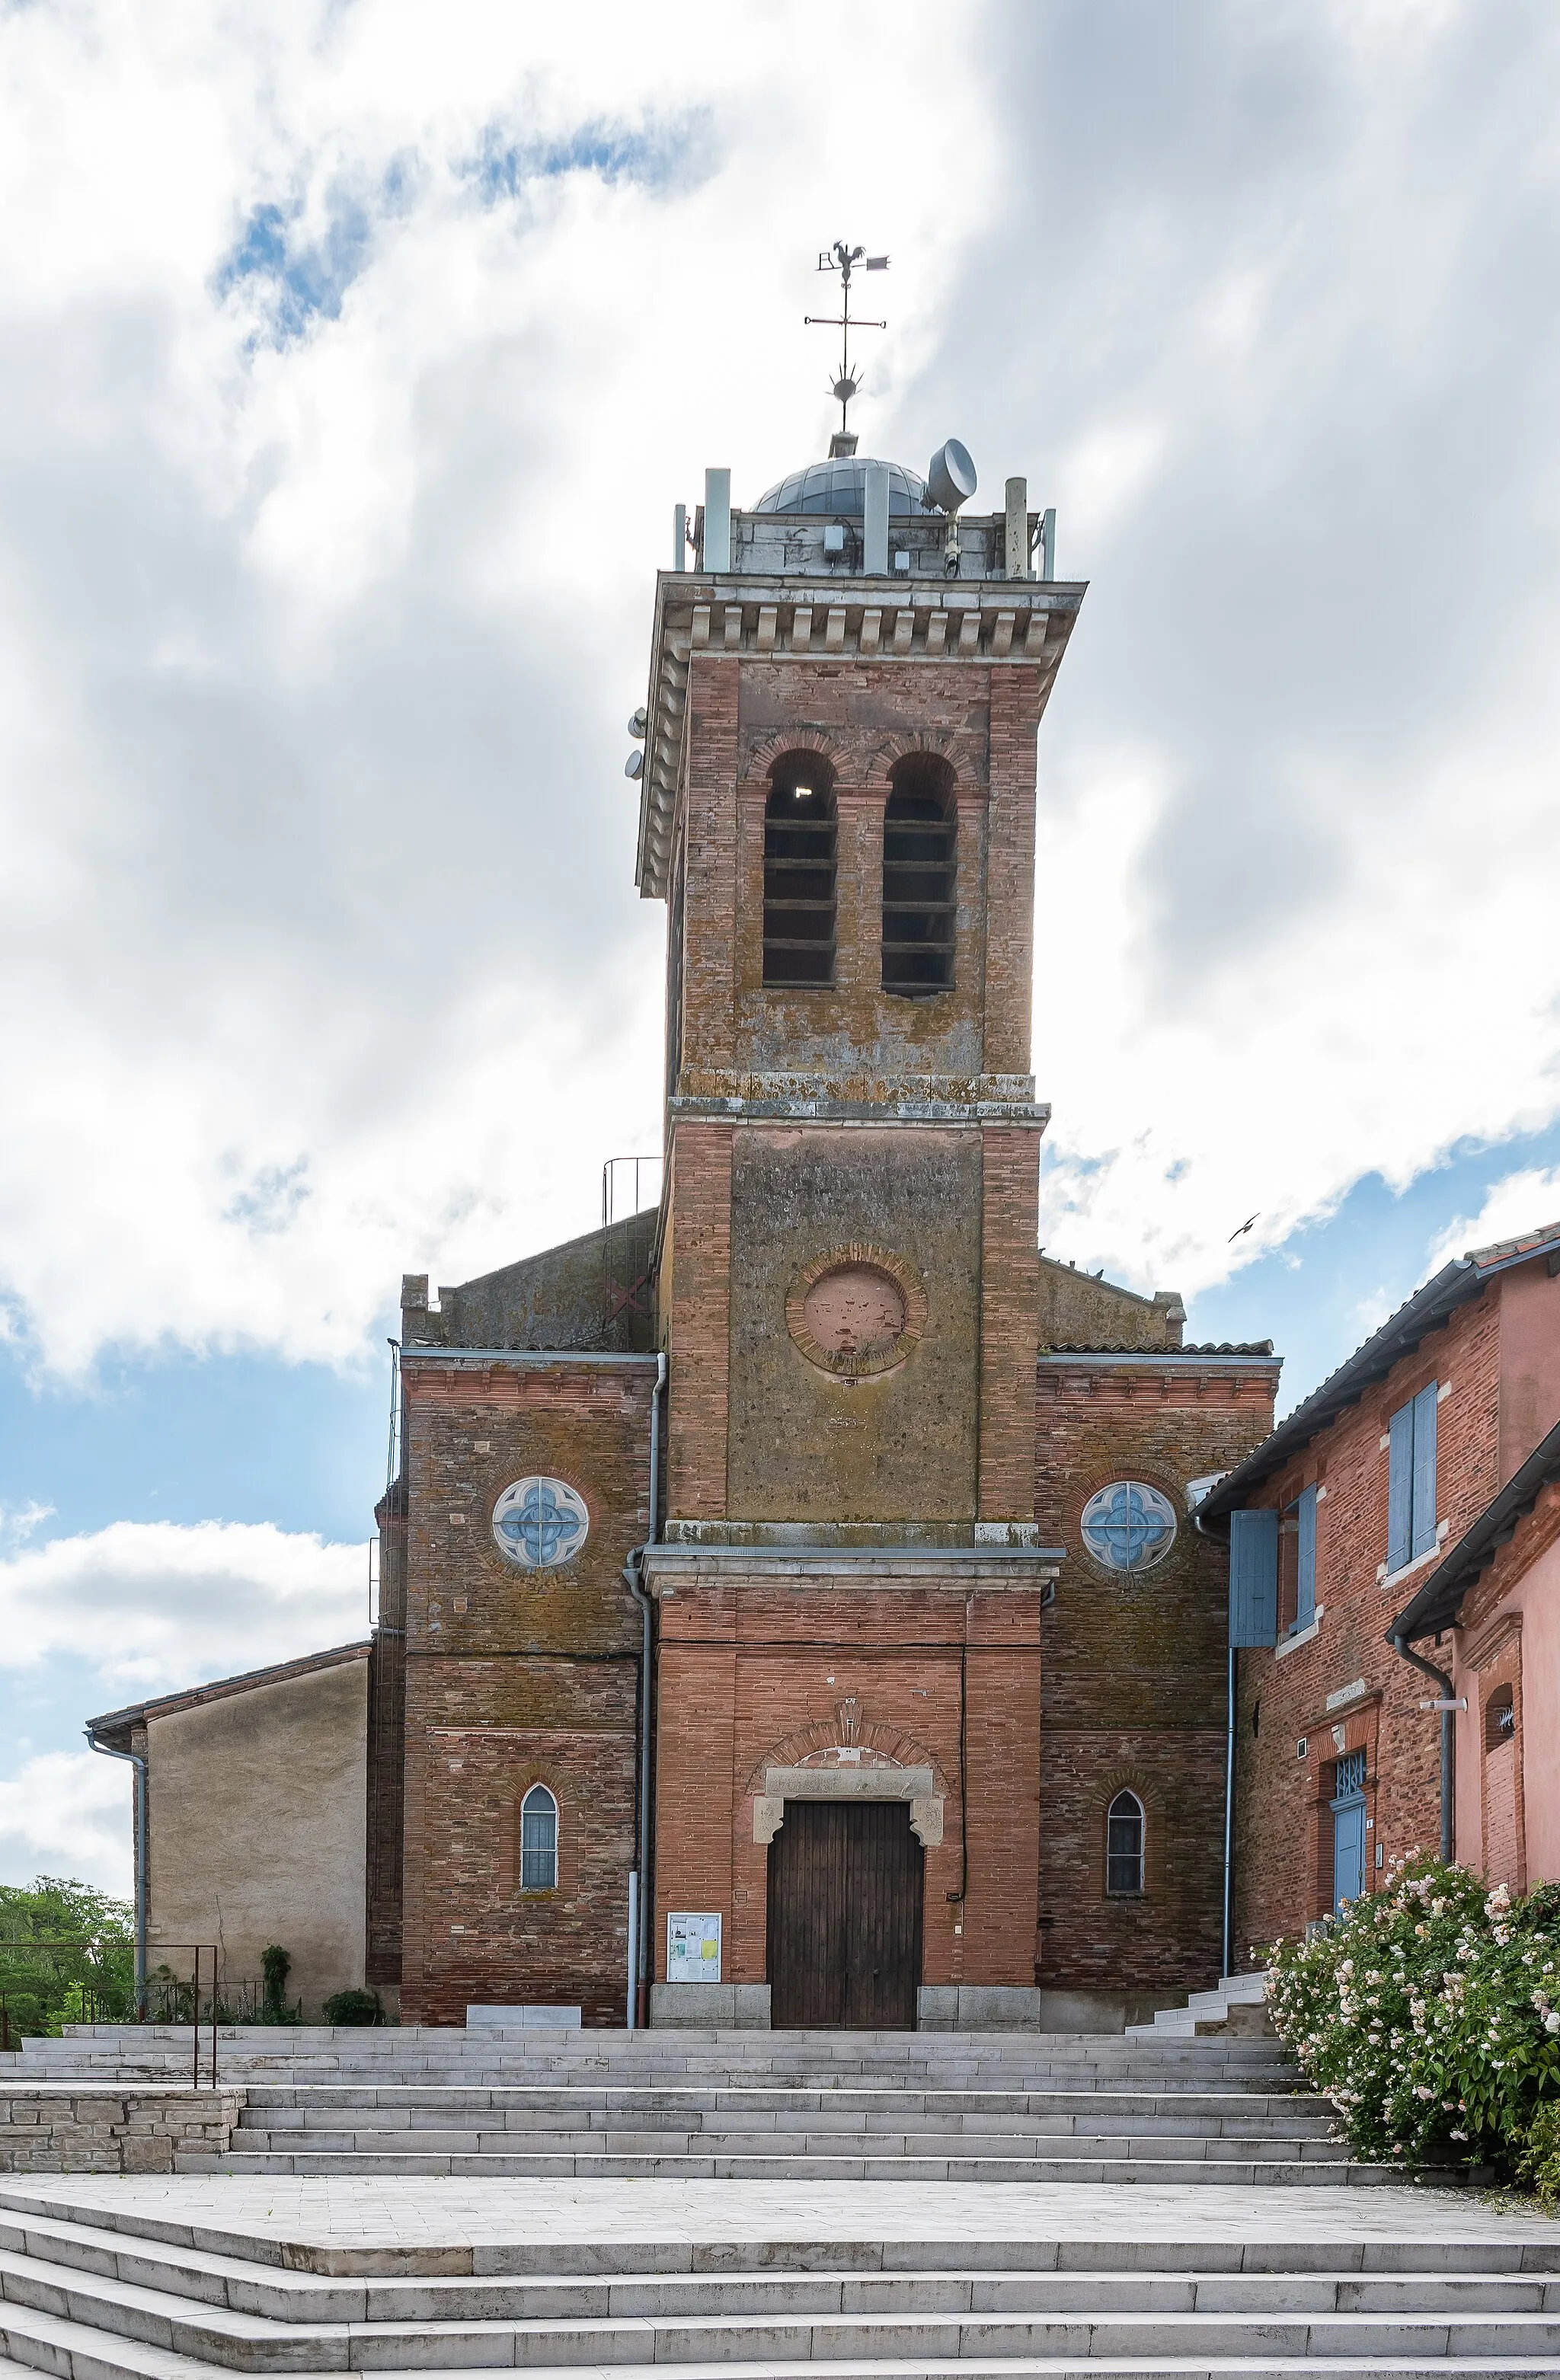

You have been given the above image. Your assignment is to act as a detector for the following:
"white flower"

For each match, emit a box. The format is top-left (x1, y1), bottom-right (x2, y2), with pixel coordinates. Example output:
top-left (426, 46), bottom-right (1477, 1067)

top-left (1545, 2013), bottom-right (1560, 2035)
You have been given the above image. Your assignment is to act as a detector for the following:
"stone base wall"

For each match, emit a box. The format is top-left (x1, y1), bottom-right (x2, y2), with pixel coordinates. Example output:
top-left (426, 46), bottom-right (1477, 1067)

top-left (0, 2088), bottom-right (245, 2172)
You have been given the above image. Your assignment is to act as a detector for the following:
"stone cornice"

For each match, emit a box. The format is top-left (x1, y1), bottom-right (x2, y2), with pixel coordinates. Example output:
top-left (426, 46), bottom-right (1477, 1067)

top-left (643, 1543), bottom-right (1063, 1593)
top-left (669, 1094), bottom-right (1050, 1127)
top-left (635, 571), bottom-right (1085, 899)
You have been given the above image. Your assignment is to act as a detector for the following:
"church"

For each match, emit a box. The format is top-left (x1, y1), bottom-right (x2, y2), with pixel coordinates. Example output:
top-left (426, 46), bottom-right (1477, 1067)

top-left (356, 430), bottom-right (1282, 2032)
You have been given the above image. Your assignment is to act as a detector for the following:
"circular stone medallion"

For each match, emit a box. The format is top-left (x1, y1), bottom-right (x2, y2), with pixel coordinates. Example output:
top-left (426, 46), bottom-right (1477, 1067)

top-left (491, 1476), bottom-right (590, 1570)
top-left (786, 1246), bottom-right (925, 1379)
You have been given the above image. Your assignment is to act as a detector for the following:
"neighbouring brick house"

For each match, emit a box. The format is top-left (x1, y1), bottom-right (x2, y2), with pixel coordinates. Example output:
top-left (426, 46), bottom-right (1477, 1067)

top-left (100, 435), bottom-right (1283, 2031)
top-left (1195, 1221), bottom-right (1560, 1961)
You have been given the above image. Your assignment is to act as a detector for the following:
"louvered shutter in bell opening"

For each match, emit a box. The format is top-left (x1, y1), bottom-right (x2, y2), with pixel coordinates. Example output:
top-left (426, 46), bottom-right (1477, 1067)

top-left (1229, 1508), bottom-right (1279, 1647)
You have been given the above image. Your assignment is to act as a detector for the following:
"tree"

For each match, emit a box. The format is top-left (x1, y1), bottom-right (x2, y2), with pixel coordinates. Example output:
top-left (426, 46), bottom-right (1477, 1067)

top-left (0, 1876), bottom-right (135, 2040)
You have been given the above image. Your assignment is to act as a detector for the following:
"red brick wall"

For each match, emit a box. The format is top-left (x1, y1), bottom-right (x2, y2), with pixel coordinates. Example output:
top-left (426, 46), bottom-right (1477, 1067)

top-left (662, 1123), bottom-right (733, 1522)
top-left (979, 1127), bottom-right (1041, 1517)
top-left (983, 668), bottom-right (1043, 1076)
top-left (653, 1577), bottom-right (1042, 1992)
top-left (1232, 1284), bottom-right (1507, 1960)
top-left (1036, 1356), bottom-right (1277, 1995)
top-left (717, 660), bottom-right (1012, 1085)
top-left (366, 1479), bottom-right (406, 1987)
top-left (679, 656), bottom-right (740, 1078)
top-left (398, 1357), bottom-right (654, 2025)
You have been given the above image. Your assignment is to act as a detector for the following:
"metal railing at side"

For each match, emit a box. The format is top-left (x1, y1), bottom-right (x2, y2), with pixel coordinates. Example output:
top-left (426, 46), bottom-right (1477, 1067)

top-left (0, 1938), bottom-right (219, 2086)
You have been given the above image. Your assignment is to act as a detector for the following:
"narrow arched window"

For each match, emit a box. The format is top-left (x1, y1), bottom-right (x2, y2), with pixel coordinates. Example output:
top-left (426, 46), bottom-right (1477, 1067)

top-left (1106, 1791), bottom-right (1145, 1896)
top-left (763, 755), bottom-right (836, 986)
top-left (1485, 1685), bottom-right (1515, 1752)
top-left (520, 1783), bottom-right (558, 1891)
top-left (882, 756), bottom-right (956, 994)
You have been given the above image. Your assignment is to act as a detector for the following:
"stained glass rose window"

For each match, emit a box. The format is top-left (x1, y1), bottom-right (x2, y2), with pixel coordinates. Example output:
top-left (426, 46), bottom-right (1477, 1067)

top-left (491, 1477), bottom-right (590, 1570)
top-left (1079, 1480), bottom-right (1177, 1573)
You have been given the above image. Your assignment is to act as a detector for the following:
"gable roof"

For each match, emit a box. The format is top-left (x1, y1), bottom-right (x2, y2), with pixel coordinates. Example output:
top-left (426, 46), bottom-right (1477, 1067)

top-left (1391, 1414), bottom-right (1560, 1644)
top-left (85, 1641), bottom-right (371, 1749)
top-left (1196, 1219), bottom-right (1560, 1525)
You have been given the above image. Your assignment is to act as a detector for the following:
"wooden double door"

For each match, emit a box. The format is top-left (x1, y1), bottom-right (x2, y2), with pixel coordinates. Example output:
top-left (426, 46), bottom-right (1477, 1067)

top-left (766, 1799), bottom-right (924, 2029)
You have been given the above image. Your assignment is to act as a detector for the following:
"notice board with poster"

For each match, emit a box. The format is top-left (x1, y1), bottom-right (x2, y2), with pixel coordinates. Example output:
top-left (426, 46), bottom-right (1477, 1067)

top-left (666, 1912), bottom-right (721, 1982)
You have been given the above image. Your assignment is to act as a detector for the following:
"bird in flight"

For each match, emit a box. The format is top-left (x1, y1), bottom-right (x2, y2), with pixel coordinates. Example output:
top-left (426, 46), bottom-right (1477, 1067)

top-left (1229, 1214), bottom-right (1259, 1241)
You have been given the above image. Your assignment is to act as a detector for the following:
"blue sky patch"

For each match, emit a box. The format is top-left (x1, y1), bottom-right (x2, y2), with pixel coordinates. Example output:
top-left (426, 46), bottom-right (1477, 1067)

top-left (215, 163), bottom-right (412, 343)
top-left (468, 110), bottom-right (712, 206)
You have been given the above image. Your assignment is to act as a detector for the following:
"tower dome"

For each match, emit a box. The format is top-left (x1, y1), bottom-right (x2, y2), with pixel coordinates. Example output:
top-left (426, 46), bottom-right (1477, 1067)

top-left (753, 455), bottom-right (928, 518)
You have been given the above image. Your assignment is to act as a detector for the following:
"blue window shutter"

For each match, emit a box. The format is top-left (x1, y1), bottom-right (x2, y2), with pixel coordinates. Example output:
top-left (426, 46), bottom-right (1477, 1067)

top-left (1296, 1484), bottom-right (1318, 1629)
top-left (1229, 1508), bottom-right (1279, 1646)
top-left (1411, 1382), bottom-right (1439, 1560)
top-left (1387, 1399), bottom-right (1414, 1573)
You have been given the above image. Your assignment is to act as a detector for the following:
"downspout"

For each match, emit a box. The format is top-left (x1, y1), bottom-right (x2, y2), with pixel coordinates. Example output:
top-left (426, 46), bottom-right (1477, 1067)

top-left (1194, 1508), bottom-right (1236, 1980)
top-left (1222, 1641), bottom-right (1236, 1979)
top-left (84, 1727), bottom-right (147, 2015)
top-left (1389, 1630), bottom-right (1456, 1864)
top-left (622, 1350), bottom-right (667, 2030)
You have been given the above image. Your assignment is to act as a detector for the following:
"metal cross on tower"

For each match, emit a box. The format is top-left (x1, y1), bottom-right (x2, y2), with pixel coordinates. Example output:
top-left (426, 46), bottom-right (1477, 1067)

top-left (804, 241), bottom-right (889, 440)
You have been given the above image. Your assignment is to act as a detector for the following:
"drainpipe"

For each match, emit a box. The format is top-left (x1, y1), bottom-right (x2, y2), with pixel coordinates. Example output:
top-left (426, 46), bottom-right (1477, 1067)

top-left (84, 1727), bottom-right (147, 2015)
top-left (1221, 1643), bottom-right (1236, 1980)
top-left (622, 1350), bottom-right (667, 2030)
top-left (1389, 1631), bottom-right (1456, 1863)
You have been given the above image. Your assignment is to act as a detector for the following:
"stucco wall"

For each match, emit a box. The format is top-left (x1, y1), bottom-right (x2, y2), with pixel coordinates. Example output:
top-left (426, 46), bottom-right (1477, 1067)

top-left (1452, 1520), bottom-right (1560, 1890)
top-left (1498, 1260), bottom-right (1560, 1484)
top-left (146, 1659), bottom-right (367, 2017)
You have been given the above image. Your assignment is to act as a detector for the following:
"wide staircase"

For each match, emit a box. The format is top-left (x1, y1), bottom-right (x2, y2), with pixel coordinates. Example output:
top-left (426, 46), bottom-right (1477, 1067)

top-left (2, 2168), bottom-right (1558, 2378)
top-left (5, 2023), bottom-right (1366, 2184)
top-left (5, 2027), bottom-right (1546, 2375)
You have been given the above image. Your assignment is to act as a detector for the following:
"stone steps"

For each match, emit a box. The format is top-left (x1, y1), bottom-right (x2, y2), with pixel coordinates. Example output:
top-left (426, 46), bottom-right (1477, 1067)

top-left (5, 2027), bottom-right (1375, 2189)
top-left (232, 2088), bottom-right (1328, 2129)
top-left (10, 2229), bottom-right (1560, 2372)
top-left (5, 2187), bottom-right (1558, 2378)
top-left (11, 2027), bottom-right (1299, 2087)
top-left (201, 2153), bottom-right (1385, 2185)
top-left (1128, 1973), bottom-right (1274, 2042)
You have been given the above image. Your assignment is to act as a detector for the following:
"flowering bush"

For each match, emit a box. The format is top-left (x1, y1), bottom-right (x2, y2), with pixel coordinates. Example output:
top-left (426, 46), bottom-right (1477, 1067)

top-left (1265, 1855), bottom-right (1560, 2174)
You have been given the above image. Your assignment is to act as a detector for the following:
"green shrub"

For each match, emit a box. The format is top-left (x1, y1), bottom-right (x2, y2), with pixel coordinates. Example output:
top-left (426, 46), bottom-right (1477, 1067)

top-left (1517, 2101), bottom-right (1560, 2207)
top-left (1266, 1854), bottom-right (1560, 2176)
top-left (260, 1944), bottom-right (296, 2024)
top-left (321, 1988), bottom-right (384, 2027)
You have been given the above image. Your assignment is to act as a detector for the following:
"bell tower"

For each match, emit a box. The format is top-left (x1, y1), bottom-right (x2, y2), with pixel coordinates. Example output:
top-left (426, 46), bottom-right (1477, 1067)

top-left (636, 446), bottom-right (1082, 1534)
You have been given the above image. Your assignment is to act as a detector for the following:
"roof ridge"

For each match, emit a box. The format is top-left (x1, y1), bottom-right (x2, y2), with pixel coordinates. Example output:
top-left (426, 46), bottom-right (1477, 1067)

top-left (1469, 1216), bottom-right (1560, 1267)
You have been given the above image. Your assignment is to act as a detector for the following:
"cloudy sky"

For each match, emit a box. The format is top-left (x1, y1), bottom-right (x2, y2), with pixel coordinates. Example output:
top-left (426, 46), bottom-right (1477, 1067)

top-left (3, 0), bottom-right (1558, 1894)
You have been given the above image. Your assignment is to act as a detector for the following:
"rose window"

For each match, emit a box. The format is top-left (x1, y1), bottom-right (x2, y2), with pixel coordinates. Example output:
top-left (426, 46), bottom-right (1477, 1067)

top-left (1079, 1481), bottom-right (1177, 1573)
top-left (491, 1476), bottom-right (590, 1570)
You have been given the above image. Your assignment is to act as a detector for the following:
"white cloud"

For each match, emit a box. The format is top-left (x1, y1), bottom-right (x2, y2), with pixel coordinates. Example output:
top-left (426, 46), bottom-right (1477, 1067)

top-left (1425, 1168), bottom-right (1560, 1279)
top-left (0, 1752), bottom-right (134, 1899)
top-left (0, 0), bottom-right (994, 1376)
top-left (0, 0), bottom-right (1557, 1376)
top-left (0, 1520), bottom-right (368, 1693)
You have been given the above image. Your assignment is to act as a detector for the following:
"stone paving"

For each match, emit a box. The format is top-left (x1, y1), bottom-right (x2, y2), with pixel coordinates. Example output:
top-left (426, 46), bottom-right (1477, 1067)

top-left (6, 2172), bottom-right (1556, 2251)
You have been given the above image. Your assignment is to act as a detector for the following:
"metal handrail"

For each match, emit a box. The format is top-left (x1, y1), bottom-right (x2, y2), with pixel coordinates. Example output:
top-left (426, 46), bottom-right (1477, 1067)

top-left (0, 1937), bottom-right (219, 2085)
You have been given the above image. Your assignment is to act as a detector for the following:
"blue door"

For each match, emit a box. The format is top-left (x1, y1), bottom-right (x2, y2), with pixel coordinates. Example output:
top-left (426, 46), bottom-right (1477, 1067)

top-left (1331, 1749), bottom-right (1367, 1912)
